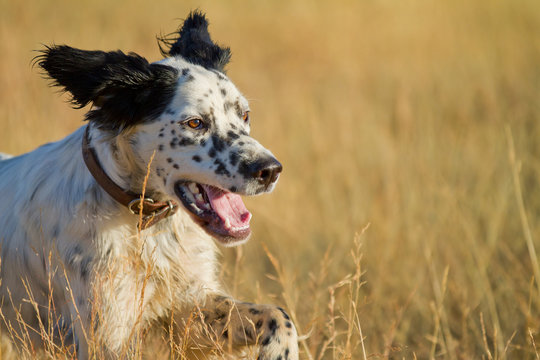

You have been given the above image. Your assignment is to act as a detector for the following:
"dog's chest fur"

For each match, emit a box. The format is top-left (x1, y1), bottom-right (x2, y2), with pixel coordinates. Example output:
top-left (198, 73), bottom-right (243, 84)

top-left (0, 127), bottom-right (220, 334)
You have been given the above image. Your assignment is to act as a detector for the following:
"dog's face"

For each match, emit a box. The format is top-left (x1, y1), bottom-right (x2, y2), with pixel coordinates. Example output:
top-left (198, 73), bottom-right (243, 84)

top-left (37, 11), bottom-right (281, 246)
top-left (136, 57), bottom-right (282, 244)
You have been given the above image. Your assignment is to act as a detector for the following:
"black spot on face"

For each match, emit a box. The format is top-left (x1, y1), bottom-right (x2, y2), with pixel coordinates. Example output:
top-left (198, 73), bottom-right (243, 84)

top-left (214, 159), bottom-right (230, 176)
top-left (211, 135), bottom-right (226, 152)
top-left (178, 137), bottom-right (196, 146)
top-left (230, 123), bottom-right (237, 130)
top-left (256, 319), bottom-right (263, 329)
top-left (171, 129), bottom-right (176, 135)
top-left (200, 138), bottom-right (206, 146)
top-left (229, 152), bottom-right (239, 166)
top-left (249, 308), bottom-right (262, 315)
top-left (223, 329), bottom-right (228, 339)
top-left (173, 164), bottom-right (179, 169)
top-left (158, 144), bottom-right (164, 151)
top-left (285, 321), bottom-right (292, 328)
top-left (238, 141), bottom-right (245, 146)
top-left (208, 147), bottom-right (216, 158)
top-left (227, 131), bottom-right (240, 140)
top-left (170, 138), bottom-right (178, 148)
top-left (193, 155), bottom-right (202, 162)
top-left (233, 101), bottom-right (242, 118)
top-left (167, 158), bottom-right (173, 163)
top-left (229, 186), bottom-right (237, 192)
top-left (220, 88), bottom-right (227, 96)
top-left (238, 160), bottom-right (253, 179)
top-left (182, 68), bottom-right (190, 76)
top-left (186, 74), bottom-right (195, 82)
top-left (262, 336), bottom-right (270, 346)
top-left (202, 111), bottom-right (216, 126)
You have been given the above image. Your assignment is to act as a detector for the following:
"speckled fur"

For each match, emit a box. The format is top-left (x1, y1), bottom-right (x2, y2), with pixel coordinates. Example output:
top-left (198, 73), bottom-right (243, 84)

top-left (0, 11), bottom-right (297, 360)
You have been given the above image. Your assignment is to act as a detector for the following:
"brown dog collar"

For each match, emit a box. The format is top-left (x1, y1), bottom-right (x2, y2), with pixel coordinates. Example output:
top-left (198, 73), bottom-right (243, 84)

top-left (81, 126), bottom-right (178, 229)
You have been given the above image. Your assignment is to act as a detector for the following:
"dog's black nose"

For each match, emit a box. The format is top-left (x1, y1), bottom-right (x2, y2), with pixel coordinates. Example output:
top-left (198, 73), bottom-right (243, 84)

top-left (248, 157), bottom-right (283, 189)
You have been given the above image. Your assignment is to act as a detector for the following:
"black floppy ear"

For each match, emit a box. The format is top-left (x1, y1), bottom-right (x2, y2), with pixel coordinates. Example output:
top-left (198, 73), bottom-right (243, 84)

top-left (36, 45), bottom-right (178, 131)
top-left (158, 10), bottom-right (231, 72)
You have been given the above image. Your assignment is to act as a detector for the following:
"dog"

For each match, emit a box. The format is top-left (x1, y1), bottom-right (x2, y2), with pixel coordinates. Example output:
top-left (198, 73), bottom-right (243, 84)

top-left (0, 11), bottom-right (298, 359)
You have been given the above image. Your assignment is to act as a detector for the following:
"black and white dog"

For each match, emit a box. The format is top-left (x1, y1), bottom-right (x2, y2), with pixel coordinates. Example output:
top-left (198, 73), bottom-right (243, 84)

top-left (0, 11), bottom-right (298, 359)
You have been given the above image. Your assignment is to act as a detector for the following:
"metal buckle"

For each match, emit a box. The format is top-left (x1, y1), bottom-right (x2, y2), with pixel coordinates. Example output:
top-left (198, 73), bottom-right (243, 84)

top-left (149, 200), bottom-right (176, 219)
top-left (127, 197), bottom-right (154, 215)
top-left (138, 201), bottom-right (177, 228)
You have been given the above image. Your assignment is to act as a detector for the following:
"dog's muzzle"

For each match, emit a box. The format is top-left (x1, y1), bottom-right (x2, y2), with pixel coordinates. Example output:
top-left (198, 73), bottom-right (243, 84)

top-left (248, 157), bottom-right (283, 190)
top-left (239, 156), bottom-right (283, 192)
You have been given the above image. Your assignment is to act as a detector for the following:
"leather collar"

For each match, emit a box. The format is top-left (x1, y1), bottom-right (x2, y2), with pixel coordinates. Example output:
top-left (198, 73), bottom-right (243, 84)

top-left (81, 126), bottom-right (178, 229)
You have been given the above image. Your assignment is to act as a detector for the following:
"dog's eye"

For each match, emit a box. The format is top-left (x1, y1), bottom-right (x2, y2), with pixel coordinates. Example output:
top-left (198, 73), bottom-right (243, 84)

top-left (184, 118), bottom-right (204, 130)
top-left (242, 111), bottom-right (250, 123)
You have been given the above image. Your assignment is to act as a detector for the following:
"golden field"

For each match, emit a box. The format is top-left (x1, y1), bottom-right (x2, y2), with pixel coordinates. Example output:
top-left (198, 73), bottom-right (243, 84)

top-left (1, 0), bottom-right (540, 358)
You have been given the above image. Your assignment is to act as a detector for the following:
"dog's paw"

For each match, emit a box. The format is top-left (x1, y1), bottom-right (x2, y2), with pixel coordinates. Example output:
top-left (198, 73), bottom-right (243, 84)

top-left (256, 307), bottom-right (299, 360)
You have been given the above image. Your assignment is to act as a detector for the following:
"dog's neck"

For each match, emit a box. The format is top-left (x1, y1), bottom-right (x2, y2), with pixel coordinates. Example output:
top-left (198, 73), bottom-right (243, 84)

top-left (87, 125), bottom-right (157, 198)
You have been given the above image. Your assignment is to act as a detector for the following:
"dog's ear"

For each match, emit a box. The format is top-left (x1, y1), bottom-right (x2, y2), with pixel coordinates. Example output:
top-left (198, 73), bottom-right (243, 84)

top-left (158, 10), bottom-right (231, 72)
top-left (36, 45), bottom-right (178, 131)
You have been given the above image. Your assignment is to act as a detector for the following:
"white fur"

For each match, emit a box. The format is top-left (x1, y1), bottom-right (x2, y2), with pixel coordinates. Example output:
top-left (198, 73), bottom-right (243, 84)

top-left (0, 55), bottom-right (296, 360)
top-left (0, 125), bottom-right (220, 354)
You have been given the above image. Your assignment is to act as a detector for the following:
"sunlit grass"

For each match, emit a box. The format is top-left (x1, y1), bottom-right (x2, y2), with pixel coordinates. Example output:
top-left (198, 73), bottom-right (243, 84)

top-left (1, 0), bottom-right (540, 358)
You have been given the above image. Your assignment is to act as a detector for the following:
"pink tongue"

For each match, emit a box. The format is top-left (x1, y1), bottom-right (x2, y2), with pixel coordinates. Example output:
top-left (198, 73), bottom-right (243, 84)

top-left (202, 185), bottom-right (251, 228)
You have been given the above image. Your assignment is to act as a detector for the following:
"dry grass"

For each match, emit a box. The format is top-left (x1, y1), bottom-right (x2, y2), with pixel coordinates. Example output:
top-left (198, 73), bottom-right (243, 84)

top-left (1, 0), bottom-right (540, 358)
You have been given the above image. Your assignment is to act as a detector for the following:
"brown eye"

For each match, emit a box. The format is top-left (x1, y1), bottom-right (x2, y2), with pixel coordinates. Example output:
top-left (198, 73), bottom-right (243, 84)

top-left (185, 118), bottom-right (203, 129)
top-left (242, 111), bottom-right (250, 123)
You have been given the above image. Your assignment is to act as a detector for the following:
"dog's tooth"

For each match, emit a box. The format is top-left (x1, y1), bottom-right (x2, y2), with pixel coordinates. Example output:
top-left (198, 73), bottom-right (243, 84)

top-left (195, 194), bottom-right (204, 202)
top-left (224, 218), bottom-right (231, 230)
top-left (235, 224), bottom-right (248, 231)
top-left (189, 202), bottom-right (203, 214)
top-left (189, 183), bottom-right (199, 194)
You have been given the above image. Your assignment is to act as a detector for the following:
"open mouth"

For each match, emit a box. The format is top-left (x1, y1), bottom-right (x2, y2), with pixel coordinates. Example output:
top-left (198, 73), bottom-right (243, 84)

top-left (174, 181), bottom-right (252, 245)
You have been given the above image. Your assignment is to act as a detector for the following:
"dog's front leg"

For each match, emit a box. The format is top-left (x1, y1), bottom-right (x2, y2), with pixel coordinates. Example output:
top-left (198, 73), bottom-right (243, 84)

top-left (187, 294), bottom-right (299, 360)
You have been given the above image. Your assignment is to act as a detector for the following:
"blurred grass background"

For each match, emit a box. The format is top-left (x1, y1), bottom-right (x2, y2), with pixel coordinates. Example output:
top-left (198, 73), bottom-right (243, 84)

top-left (1, 0), bottom-right (540, 358)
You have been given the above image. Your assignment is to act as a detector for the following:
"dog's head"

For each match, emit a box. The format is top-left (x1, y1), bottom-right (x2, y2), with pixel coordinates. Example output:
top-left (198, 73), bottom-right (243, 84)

top-left (37, 11), bottom-right (282, 246)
